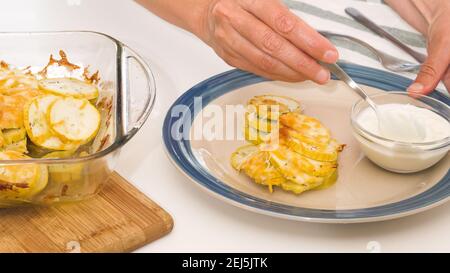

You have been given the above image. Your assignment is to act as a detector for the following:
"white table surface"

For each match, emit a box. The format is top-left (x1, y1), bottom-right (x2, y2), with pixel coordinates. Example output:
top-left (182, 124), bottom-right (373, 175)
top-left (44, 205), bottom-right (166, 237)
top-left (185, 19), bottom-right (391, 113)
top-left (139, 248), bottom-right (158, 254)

top-left (2, 0), bottom-right (449, 253)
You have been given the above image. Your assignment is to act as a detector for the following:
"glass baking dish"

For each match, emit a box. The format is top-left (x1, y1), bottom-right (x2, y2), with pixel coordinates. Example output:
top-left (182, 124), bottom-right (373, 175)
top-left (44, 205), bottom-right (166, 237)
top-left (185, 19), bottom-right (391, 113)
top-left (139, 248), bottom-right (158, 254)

top-left (0, 31), bottom-right (156, 207)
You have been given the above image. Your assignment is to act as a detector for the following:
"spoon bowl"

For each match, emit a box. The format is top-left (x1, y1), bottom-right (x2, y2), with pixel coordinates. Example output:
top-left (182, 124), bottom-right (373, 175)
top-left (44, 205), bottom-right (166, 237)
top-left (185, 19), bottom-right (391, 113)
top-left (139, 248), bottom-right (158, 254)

top-left (321, 62), bottom-right (423, 141)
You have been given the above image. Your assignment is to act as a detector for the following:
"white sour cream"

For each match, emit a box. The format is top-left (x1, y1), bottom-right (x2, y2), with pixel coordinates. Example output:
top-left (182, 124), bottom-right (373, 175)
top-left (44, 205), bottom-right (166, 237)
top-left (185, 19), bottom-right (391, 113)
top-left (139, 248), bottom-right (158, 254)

top-left (354, 103), bottom-right (450, 173)
top-left (357, 104), bottom-right (450, 143)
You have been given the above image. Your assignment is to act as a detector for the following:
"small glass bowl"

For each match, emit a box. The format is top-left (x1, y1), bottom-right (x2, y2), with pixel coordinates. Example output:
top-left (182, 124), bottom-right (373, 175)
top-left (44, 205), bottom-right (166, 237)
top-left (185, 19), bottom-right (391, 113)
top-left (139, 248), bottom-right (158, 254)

top-left (351, 92), bottom-right (450, 173)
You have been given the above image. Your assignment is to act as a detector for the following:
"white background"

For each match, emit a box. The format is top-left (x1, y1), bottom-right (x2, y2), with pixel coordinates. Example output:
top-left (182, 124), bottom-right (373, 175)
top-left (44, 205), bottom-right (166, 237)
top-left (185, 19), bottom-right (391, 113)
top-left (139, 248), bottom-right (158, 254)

top-left (1, 0), bottom-right (449, 252)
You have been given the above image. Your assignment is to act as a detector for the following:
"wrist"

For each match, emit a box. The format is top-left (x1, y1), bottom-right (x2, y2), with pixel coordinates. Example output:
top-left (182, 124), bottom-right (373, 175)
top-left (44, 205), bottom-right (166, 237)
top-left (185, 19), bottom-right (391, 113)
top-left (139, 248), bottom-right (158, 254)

top-left (187, 0), bottom-right (216, 43)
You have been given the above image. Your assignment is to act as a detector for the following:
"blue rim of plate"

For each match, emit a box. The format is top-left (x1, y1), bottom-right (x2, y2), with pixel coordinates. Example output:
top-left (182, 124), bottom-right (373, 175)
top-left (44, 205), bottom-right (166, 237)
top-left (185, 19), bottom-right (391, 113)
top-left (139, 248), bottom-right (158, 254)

top-left (163, 63), bottom-right (450, 222)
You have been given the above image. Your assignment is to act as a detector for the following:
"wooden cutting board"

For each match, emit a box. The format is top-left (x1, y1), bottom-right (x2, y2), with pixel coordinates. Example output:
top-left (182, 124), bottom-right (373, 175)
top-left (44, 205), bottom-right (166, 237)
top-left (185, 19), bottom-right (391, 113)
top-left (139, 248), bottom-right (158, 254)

top-left (0, 172), bottom-right (173, 253)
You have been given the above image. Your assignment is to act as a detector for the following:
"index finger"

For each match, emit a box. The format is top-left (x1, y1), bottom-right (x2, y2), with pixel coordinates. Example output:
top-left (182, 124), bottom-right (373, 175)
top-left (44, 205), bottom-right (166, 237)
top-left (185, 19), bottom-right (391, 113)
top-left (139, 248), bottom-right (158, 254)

top-left (241, 0), bottom-right (339, 63)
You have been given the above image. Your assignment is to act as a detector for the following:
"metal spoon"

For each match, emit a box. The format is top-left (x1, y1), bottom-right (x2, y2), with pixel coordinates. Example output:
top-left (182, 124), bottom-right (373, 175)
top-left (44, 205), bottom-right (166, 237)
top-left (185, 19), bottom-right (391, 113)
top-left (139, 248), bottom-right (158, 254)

top-left (320, 62), bottom-right (379, 112)
top-left (319, 31), bottom-right (420, 73)
top-left (321, 62), bottom-right (416, 139)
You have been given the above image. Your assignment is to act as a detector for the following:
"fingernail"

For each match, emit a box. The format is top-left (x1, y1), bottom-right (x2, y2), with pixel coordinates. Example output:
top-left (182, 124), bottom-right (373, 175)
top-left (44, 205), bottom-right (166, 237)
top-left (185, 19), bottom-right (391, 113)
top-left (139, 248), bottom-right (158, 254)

top-left (323, 50), bottom-right (339, 62)
top-left (408, 83), bottom-right (424, 93)
top-left (316, 69), bottom-right (330, 83)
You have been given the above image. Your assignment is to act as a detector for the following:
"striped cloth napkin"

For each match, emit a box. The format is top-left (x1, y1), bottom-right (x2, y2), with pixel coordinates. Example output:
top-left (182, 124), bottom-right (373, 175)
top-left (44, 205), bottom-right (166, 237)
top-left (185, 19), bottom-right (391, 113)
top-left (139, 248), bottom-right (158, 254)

top-left (286, 0), bottom-right (447, 94)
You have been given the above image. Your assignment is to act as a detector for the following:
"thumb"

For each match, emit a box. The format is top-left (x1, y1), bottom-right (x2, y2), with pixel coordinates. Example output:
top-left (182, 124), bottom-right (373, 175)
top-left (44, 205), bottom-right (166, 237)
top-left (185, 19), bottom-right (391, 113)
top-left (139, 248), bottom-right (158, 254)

top-left (408, 42), bottom-right (450, 95)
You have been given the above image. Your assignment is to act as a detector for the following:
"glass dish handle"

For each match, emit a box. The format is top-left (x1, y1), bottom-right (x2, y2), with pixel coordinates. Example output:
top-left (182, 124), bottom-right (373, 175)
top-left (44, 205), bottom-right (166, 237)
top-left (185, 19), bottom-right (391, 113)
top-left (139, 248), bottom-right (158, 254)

top-left (118, 44), bottom-right (156, 142)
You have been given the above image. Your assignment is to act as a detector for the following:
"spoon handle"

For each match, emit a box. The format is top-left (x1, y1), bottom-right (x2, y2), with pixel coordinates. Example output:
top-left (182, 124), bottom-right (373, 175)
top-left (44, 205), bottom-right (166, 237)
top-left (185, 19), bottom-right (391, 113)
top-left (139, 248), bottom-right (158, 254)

top-left (321, 62), bottom-right (378, 110)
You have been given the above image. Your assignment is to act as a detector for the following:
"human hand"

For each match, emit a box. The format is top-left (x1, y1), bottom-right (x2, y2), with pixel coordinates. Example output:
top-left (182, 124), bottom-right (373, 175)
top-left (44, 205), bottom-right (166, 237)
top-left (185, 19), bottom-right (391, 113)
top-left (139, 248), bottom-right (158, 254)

top-left (407, 1), bottom-right (450, 95)
top-left (196, 0), bottom-right (339, 83)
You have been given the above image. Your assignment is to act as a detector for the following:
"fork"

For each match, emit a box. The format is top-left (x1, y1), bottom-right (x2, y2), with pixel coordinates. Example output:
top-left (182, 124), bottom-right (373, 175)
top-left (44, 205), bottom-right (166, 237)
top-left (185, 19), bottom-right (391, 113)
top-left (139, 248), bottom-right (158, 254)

top-left (319, 31), bottom-right (420, 73)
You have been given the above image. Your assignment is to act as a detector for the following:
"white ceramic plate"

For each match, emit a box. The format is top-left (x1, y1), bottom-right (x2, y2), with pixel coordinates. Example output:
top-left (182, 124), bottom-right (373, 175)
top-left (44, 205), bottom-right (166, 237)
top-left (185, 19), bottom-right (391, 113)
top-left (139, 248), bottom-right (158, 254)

top-left (163, 65), bottom-right (450, 223)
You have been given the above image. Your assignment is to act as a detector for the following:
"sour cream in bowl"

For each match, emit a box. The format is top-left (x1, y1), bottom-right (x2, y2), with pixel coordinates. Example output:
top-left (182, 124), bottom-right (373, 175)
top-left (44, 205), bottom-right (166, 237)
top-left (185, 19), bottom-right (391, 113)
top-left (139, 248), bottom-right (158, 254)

top-left (351, 92), bottom-right (450, 173)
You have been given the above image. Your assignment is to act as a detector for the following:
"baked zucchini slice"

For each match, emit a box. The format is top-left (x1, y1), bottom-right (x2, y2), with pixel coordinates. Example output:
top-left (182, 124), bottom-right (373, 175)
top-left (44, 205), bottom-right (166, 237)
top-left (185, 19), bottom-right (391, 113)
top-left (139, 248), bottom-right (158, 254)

top-left (230, 145), bottom-right (259, 171)
top-left (38, 78), bottom-right (99, 100)
top-left (1, 138), bottom-right (27, 154)
top-left (48, 97), bottom-right (100, 143)
top-left (247, 95), bottom-right (302, 120)
top-left (279, 112), bottom-right (331, 146)
top-left (0, 151), bottom-right (48, 200)
top-left (43, 150), bottom-right (86, 184)
top-left (1, 128), bottom-right (26, 145)
top-left (24, 95), bottom-right (80, 151)
top-left (245, 112), bottom-right (278, 133)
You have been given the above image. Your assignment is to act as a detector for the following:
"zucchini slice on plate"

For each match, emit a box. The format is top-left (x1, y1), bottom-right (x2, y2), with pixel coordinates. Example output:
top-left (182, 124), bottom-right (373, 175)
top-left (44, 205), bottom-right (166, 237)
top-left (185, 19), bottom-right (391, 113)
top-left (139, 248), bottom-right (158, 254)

top-left (230, 145), bottom-right (259, 171)
top-left (240, 150), bottom-right (285, 192)
top-left (24, 95), bottom-right (80, 151)
top-left (243, 153), bottom-right (286, 193)
top-left (245, 112), bottom-right (278, 133)
top-left (305, 156), bottom-right (338, 177)
top-left (314, 170), bottom-right (338, 190)
top-left (231, 145), bottom-right (285, 192)
top-left (279, 112), bottom-right (331, 146)
top-left (280, 170), bottom-right (337, 194)
top-left (288, 137), bottom-right (340, 162)
top-left (39, 78), bottom-right (99, 100)
top-left (269, 146), bottom-right (325, 192)
top-left (271, 143), bottom-right (337, 177)
top-left (247, 95), bottom-right (302, 120)
top-left (244, 125), bottom-right (277, 145)
top-left (280, 181), bottom-right (313, 195)
top-left (48, 97), bottom-right (100, 143)
top-left (280, 127), bottom-right (342, 162)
